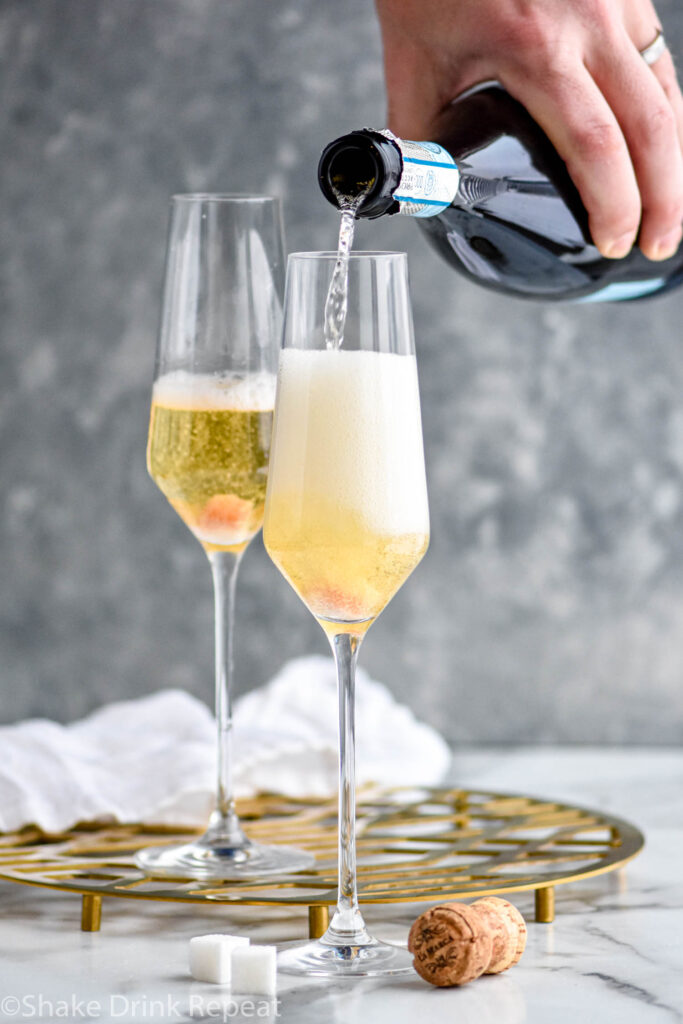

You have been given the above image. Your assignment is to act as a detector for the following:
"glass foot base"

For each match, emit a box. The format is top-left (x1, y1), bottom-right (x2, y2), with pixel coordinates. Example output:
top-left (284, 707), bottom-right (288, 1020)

top-left (277, 937), bottom-right (415, 978)
top-left (135, 840), bottom-right (314, 881)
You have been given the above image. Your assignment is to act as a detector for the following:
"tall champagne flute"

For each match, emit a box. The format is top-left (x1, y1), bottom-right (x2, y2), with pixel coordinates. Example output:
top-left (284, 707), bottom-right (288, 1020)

top-left (136, 195), bottom-right (314, 880)
top-left (263, 252), bottom-right (430, 975)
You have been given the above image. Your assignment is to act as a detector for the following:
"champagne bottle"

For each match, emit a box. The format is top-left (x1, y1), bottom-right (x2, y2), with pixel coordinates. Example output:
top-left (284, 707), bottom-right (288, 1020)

top-left (318, 82), bottom-right (683, 303)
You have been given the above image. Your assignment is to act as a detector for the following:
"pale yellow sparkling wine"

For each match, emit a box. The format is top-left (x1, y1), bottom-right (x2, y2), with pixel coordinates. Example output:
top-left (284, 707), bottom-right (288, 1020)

top-left (263, 348), bottom-right (429, 631)
top-left (148, 370), bottom-right (276, 554)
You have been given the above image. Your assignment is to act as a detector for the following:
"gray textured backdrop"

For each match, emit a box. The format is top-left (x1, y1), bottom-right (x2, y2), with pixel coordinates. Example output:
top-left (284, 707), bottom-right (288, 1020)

top-left (2, 0), bottom-right (683, 742)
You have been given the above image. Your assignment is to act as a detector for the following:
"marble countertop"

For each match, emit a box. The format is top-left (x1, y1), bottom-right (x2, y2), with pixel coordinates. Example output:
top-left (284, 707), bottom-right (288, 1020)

top-left (0, 747), bottom-right (681, 1023)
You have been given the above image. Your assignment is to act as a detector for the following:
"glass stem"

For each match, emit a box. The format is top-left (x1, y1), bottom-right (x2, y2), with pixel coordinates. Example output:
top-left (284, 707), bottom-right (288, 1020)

top-left (204, 550), bottom-right (248, 848)
top-left (323, 631), bottom-right (372, 946)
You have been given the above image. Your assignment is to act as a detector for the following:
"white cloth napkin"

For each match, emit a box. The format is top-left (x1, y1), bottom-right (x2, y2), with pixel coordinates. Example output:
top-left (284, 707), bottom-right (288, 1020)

top-left (0, 656), bottom-right (451, 833)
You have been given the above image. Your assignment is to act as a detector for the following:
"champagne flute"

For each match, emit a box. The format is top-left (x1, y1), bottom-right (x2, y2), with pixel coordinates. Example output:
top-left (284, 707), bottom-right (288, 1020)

top-left (263, 251), bottom-right (430, 975)
top-left (136, 195), bottom-right (314, 880)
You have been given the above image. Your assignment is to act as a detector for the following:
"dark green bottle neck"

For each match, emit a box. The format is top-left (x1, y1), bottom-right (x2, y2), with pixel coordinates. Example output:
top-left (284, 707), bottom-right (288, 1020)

top-left (318, 130), bottom-right (402, 219)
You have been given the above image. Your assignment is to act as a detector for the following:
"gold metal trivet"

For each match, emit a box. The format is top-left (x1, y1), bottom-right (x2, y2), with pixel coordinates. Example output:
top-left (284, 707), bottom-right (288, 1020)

top-left (0, 787), bottom-right (643, 938)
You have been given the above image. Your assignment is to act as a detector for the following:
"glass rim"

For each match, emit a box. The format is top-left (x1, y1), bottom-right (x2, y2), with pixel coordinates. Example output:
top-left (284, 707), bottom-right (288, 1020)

top-left (170, 193), bottom-right (280, 203)
top-left (288, 250), bottom-right (407, 261)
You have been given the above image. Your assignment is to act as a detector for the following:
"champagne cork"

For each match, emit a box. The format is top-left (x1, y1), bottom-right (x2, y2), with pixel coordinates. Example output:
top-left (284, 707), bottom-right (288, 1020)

top-left (408, 897), bottom-right (527, 987)
top-left (408, 903), bottom-right (493, 986)
top-left (474, 896), bottom-right (527, 966)
top-left (468, 899), bottom-right (517, 973)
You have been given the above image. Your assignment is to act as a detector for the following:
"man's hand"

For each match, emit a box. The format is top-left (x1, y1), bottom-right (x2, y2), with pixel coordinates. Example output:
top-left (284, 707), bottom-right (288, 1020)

top-left (375, 0), bottom-right (683, 260)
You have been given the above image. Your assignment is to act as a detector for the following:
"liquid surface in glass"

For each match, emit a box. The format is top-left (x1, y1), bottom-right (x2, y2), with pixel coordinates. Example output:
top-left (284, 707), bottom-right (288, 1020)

top-left (148, 370), bottom-right (275, 554)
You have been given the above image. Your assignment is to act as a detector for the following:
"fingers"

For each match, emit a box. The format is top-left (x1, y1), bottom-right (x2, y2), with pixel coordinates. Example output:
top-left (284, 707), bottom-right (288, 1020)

top-left (589, 33), bottom-right (683, 260)
top-left (649, 48), bottom-right (683, 154)
top-left (502, 62), bottom-right (641, 259)
top-left (621, 0), bottom-right (683, 149)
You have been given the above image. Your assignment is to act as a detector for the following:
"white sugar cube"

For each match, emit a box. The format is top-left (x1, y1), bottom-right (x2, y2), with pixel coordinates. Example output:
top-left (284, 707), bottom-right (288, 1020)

top-left (231, 945), bottom-right (277, 996)
top-left (189, 934), bottom-right (250, 984)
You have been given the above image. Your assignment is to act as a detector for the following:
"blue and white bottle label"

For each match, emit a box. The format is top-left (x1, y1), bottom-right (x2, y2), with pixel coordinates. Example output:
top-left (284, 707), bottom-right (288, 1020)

top-left (381, 132), bottom-right (460, 217)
